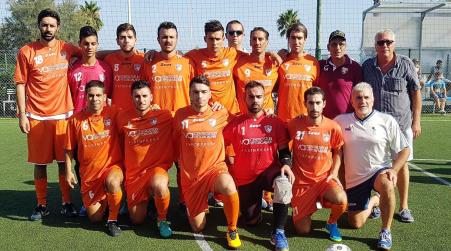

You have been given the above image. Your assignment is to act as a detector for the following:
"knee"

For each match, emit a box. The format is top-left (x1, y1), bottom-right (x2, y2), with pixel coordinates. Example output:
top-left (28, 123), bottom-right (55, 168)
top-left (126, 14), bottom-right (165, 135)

top-left (294, 223), bottom-right (311, 235)
top-left (380, 180), bottom-right (395, 194)
top-left (151, 179), bottom-right (169, 196)
top-left (88, 213), bottom-right (103, 223)
top-left (130, 214), bottom-right (145, 225)
top-left (106, 177), bottom-right (123, 192)
top-left (348, 217), bottom-right (365, 229)
top-left (191, 222), bottom-right (206, 233)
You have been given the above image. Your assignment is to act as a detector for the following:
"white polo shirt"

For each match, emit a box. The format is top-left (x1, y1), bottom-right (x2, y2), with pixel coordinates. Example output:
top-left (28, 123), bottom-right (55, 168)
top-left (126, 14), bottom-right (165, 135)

top-left (334, 111), bottom-right (408, 189)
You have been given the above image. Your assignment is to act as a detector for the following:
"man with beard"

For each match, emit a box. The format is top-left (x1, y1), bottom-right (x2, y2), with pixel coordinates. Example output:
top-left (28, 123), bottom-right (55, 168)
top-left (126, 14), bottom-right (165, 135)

top-left (14, 8), bottom-right (80, 220)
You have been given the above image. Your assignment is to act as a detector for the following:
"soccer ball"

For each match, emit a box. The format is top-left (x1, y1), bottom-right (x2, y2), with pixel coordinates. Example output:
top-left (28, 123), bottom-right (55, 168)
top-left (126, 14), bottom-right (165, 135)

top-left (325, 243), bottom-right (352, 251)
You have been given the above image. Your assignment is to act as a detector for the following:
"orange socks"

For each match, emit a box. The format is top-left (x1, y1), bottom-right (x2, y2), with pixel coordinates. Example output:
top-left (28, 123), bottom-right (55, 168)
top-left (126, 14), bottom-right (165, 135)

top-left (34, 178), bottom-right (47, 206)
top-left (107, 190), bottom-right (123, 222)
top-left (222, 192), bottom-right (239, 231)
top-left (327, 202), bottom-right (347, 224)
top-left (58, 175), bottom-right (72, 204)
top-left (155, 193), bottom-right (170, 221)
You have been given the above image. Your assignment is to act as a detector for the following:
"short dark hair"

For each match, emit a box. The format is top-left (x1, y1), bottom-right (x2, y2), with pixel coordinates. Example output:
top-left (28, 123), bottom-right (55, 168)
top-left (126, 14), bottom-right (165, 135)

top-left (204, 20), bottom-right (224, 35)
top-left (158, 21), bottom-right (178, 37)
top-left (250, 27), bottom-right (269, 40)
top-left (79, 26), bottom-right (98, 42)
top-left (190, 75), bottom-right (210, 89)
top-left (304, 86), bottom-right (325, 101)
top-left (131, 80), bottom-right (150, 94)
top-left (37, 8), bottom-right (60, 26)
top-left (287, 22), bottom-right (308, 39)
top-left (116, 23), bottom-right (136, 38)
top-left (437, 59), bottom-right (443, 64)
top-left (226, 20), bottom-right (243, 32)
top-left (245, 81), bottom-right (265, 92)
top-left (85, 80), bottom-right (105, 93)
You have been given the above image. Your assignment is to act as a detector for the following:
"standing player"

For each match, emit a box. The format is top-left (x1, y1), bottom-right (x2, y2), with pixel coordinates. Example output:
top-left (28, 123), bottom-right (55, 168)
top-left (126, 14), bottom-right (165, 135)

top-left (223, 81), bottom-right (294, 251)
top-left (288, 87), bottom-right (347, 242)
top-left (105, 23), bottom-right (144, 111)
top-left (14, 9), bottom-right (80, 220)
top-left (335, 83), bottom-right (410, 250)
top-left (225, 20), bottom-right (247, 52)
top-left (278, 23), bottom-right (320, 123)
top-left (318, 30), bottom-right (362, 119)
top-left (173, 75), bottom-right (241, 248)
top-left (116, 80), bottom-right (173, 238)
top-left (65, 80), bottom-right (124, 237)
top-left (69, 26), bottom-right (112, 114)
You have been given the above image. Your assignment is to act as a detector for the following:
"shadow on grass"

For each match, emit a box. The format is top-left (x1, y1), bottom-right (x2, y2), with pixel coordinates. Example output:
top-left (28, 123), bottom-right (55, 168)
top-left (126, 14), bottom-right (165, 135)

top-left (413, 161), bottom-right (451, 167)
top-left (410, 173), bottom-right (451, 185)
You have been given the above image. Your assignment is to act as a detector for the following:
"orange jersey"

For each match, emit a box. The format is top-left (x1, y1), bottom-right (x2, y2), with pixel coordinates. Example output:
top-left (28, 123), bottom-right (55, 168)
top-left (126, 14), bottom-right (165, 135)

top-left (288, 115), bottom-right (343, 185)
top-left (65, 106), bottom-right (122, 184)
top-left (14, 40), bottom-right (80, 117)
top-left (104, 51), bottom-right (144, 111)
top-left (277, 54), bottom-right (320, 122)
top-left (186, 48), bottom-right (242, 114)
top-left (173, 106), bottom-right (229, 189)
top-left (116, 108), bottom-right (174, 179)
top-left (233, 54), bottom-right (279, 112)
top-left (141, 53), bottom-right (194, 113)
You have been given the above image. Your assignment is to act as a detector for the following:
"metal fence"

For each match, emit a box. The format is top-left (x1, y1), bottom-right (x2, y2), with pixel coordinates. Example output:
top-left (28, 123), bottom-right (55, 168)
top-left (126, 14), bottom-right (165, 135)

top-left (0, 51), bottom-right (16, 117)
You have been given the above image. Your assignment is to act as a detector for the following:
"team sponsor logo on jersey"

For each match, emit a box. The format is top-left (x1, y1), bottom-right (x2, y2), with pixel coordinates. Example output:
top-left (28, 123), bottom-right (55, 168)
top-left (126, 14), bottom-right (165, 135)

top-left (249, 124), bottom-right (260, 128)
top-left (134, 64), bottom-right (141, 72)
top-left (201, 61), bottom-right (207, 68)
top-left (82, 121), bottom-right (89, 131)
top-left (175, 64), bottom-right (182, 72)
top-left (295, 131), bottom-right (305, 140)
top-left (341, 67), bottom-right (348, 75)
top-left (181, 119), bottom-right (189, 129)
top-left (265, 69), bottom-right (272, 76)
top-left (304, 64), bottom-right (312, 72)
top-left (104, 119), bottom-right (111, 127)
top-left (222, 59), bottom-right (229, 67)
top-left (208, 118), bottom-right (217, 127)
top-left (149, 117), bottom-right (158, 125)
top-left (89, 190), bottom-right (94, 199)
top-left (323, 65), bottom-right (330, 72)
top-left (241, 137), bottom-right (273, 145)
top-left (264, 125), bottom-right (272, 133)
top-left (323, 133), bottom-right (330, 142)
top-left (99, 73), bottom-right (105, 82)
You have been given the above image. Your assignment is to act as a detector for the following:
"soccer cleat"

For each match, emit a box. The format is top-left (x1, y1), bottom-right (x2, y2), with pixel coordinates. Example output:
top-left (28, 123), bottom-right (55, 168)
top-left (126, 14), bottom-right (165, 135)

top-left (377, 229), bottom-right (392, 250)
top-left (271, 229), bottom-right (289, 251)
top-left (398, 208), bottom-right (414, 223)
top-left (369, 206), bottom-right (381, 219)
top-left (325, 223), bottom-right (342, 242)
top-left (158, 220), bottom-right (173, 238)
top-left (30, 204), bottom-right (50, 221)
top-left (78, 206), bottom-right (87, 217)
top-left (226, 229), bottom-right (242, 249)
top-left (107, 221), bottom-right (122, 237)
top-left (60, 203), bottom-right (78, 218)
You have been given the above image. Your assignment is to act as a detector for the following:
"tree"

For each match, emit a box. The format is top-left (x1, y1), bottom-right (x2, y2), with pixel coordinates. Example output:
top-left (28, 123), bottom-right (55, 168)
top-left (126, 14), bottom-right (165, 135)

top-left (80, 1), bottom-right (103, 31)
top-left (276, 9), bottom-right (300, 49)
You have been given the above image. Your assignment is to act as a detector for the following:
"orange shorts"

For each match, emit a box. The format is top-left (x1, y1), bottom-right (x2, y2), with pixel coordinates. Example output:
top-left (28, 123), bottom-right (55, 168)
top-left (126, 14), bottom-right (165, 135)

top-left (81, 165), bottom-right (122, 208)
top-left (183, 166), bottom-right (229, 219)
top-left (125, 167), bottom-right (169, 208)
top-left (291, 179), bottom-right (339, 223)
top-left (27, 118), bottom-right (68, 164)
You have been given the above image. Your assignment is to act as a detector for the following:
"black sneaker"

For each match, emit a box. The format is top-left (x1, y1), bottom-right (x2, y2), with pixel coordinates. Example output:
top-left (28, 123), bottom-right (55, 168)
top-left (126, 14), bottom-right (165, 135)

top-left (60, 203), bottom-right (78, 218)
top-left (30, 204), bottom-right (50, 221)
top-left (107, 221), bottom-right (122, 237)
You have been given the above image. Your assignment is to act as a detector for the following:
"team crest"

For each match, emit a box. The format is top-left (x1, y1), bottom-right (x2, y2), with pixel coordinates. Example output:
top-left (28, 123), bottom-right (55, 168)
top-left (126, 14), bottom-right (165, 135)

top-left (323, 65), bottom-right (330, 72)
top-left (323, 133), bottom-right (330, 142)
top-left (181, 119), bottom-right (189, 129)
top-left (265, 69), bottom-right (272, 76)
top-left (295, 131), bottom-right (305, 140)
top-left (82, 121), bottom-right (89, 131)
top-left (149, 117), bottom-right (158, 125)
top-left (201, 61), bottom-right (207, 68)
top-left (208, 118), bottom-right (217, 127)
top-left (223, 59), bottom-right (229, 67)
top-left (88, 190), bottom-right (94, 199)
top-left (134, 64), bottom-right (141, 72)
top-left (104, 118), bottom-right (111, 127)
top-left (99, 74), bottom-right (105, 82)
top-left (304, 64), bottom-right (312, 72)
top-left (175, 64), bottom-right (182, 72)
top-left (341, 67), bottom-right (348, 75)
top-left (264, 125), bottom-right (272, 133)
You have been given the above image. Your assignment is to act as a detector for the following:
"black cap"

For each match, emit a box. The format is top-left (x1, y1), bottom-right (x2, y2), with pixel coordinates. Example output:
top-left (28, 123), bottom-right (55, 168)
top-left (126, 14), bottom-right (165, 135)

top-left (328, 30), bottom-right (346, 42)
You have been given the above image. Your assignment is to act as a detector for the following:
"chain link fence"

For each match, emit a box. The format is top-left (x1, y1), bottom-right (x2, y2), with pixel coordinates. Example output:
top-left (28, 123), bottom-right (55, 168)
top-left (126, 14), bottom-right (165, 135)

top-left (0, 50), bottom-right (16, 118)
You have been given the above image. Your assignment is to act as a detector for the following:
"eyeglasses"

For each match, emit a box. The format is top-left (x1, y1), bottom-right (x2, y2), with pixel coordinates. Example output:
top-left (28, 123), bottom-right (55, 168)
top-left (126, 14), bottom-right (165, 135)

top-left (227, 30), bottom-right (243, 36)
top-left (376, 40), bottom-right (394, 46)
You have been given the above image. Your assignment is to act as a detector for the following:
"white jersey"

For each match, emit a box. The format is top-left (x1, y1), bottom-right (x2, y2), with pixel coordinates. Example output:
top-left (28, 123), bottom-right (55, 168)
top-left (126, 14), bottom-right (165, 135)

top-left (334, 111), bottom-right (408, 189)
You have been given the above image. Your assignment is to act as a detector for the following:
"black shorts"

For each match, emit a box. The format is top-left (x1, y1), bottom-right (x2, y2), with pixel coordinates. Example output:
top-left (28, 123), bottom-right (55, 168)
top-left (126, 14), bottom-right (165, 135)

top-left (346, 168), bottom-right (389, 211)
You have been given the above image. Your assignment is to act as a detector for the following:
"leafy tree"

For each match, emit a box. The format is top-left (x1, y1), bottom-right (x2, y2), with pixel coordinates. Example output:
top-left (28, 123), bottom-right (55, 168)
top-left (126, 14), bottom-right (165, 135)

top-left (276, 9), bottom-right (300, 48)
top-left (80, 1), bottom-right (103, 31)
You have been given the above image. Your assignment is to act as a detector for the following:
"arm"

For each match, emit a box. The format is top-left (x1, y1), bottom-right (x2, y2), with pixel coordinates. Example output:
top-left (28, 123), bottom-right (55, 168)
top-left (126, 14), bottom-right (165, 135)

top-left (380, 147), bottom-right (410, 186)
top-left (410, 89), bottom-right (422, 139)
top-left (64, 150), bottom-right (77, 188)
top-left (278, 145), bottom-right (295, 184)
top-left (16, 83), bottom-right (30, 133)
top-left (266, 51), bottom-right (283, 67)
top-left (96, 49), bottom-right (119, 60)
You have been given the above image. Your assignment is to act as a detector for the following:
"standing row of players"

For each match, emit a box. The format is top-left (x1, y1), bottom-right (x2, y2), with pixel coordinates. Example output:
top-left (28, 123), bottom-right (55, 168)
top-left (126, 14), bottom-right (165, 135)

top-left (14, 8), bottom-right (420, 250)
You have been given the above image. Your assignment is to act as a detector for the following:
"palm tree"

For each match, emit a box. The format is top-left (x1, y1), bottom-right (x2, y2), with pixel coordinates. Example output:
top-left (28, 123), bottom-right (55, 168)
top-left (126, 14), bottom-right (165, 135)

top-left (80, 1), bottom-right (103, 31)
top-left (277, 9), bottom-right (300, 42)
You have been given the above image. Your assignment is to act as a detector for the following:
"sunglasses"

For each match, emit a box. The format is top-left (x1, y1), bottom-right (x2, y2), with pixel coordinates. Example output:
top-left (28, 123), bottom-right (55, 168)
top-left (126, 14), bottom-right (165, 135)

top-left (227, 30), bottom-right (243, 36)
top-left (376, 40), bottom-right (394, 46)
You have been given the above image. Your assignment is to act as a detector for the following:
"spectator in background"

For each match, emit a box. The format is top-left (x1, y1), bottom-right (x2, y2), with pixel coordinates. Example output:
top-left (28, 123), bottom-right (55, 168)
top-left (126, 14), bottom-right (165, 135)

top-left (427, 59), bottom-right (444, 81)
top-left (426, 71), bottom-right (449, 114)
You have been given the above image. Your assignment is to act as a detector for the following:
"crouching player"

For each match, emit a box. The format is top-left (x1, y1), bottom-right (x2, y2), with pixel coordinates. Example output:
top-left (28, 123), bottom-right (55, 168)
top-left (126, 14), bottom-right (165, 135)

top-left (116, 80), bottom-right (173, 238)
top-left (223, 81), bottom-right (294, 251)
top-left (65, 80), bottom-right (124, 237)
top-left (288, 87), bottom-right (347, 242)
top-left (173, 75), bottom-right (241, 248)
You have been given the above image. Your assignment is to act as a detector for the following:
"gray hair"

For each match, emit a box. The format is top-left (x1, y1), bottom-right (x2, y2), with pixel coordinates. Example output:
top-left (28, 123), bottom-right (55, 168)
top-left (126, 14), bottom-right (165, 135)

top-left (352, 82), bottom-right (374, 96)
top-left (374, 29), bottom-right (395, 43)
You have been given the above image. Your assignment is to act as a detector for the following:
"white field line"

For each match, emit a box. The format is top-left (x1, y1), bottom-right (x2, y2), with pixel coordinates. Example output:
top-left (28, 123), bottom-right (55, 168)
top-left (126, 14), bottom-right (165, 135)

top-left (408, 162), bottom-right (451, 187)
top-left (193, 232), bottom-right (213, 251)
top-left (413, 158), bottom-right (451, 162)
